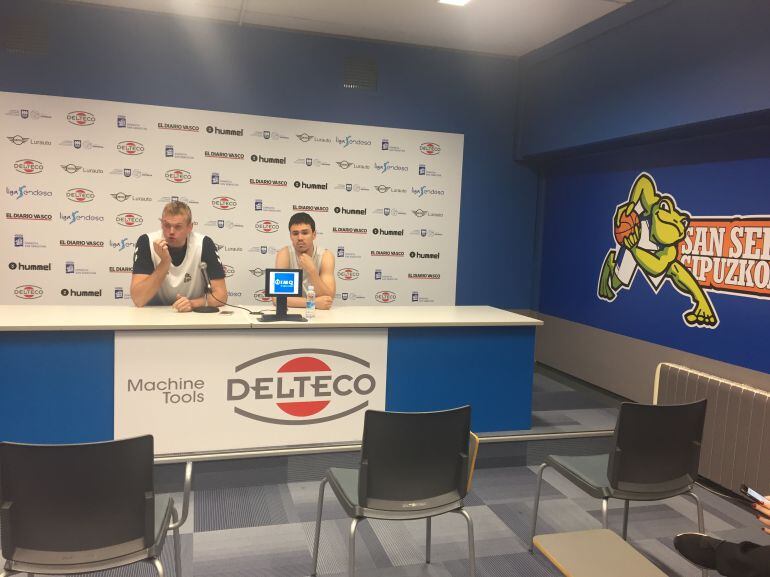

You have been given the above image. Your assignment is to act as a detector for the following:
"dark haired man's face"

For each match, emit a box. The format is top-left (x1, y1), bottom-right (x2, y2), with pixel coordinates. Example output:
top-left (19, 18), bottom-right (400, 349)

top-left (290, 223), bottom-right (315, 254)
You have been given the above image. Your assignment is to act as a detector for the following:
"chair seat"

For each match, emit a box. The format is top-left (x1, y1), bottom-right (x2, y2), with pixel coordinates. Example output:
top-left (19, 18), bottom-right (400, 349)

top-left (5, 497), bottom-right (174, 575)
top-left (545, 454), bottom-right (695, 501)
top-left (327, 468), bottom-right (464, 521)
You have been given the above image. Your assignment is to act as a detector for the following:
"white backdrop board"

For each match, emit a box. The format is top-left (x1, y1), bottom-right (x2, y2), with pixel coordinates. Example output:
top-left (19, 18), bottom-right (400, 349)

top-left (1, 91), bottom-right (463, 306)
top-left (114, 329), bottom-right (388, 454)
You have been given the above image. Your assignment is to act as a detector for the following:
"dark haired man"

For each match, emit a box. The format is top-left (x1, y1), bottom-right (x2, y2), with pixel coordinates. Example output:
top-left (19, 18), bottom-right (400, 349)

top-left (274, 212), bottom-right (335, 309)
top-left (130, 201), bottom-right (227, 312)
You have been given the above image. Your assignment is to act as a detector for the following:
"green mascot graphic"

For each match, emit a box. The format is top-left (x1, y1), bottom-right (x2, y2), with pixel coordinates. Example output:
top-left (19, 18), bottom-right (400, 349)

top-left (597, 172), bottom-right (719, 328)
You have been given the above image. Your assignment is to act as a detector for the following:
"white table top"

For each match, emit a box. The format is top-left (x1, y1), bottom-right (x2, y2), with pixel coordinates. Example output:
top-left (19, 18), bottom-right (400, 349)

top-left (0, 305), bottom-right (542, 331)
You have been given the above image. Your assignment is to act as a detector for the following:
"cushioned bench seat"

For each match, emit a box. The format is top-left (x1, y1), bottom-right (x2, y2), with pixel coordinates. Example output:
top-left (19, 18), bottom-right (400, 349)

top-left (533, 529), bottom-right (668, 577)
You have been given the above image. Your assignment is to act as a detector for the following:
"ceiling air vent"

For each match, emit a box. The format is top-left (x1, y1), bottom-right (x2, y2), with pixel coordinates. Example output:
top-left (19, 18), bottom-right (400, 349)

top-left (343, 57), bottom-right (378, 91)
top-left (1, 14), bottom-right (48, 56)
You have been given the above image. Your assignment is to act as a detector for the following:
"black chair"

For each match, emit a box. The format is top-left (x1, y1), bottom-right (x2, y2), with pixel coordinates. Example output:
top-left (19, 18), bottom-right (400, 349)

top-left (0, 436), bottom-right (192, 577)
top-left (310, 406), bottom-right (476, 577)
top-left (530, 400), bottom-right (707, 549)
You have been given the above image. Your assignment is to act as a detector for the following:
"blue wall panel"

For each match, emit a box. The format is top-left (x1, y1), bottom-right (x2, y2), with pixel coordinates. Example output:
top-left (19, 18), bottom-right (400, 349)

top-left (518, 0), bottom-right (770, 156)
top-left (0, 331), bottom-right (114, 443)
top-left (386, 327), bottom-right (534, 432)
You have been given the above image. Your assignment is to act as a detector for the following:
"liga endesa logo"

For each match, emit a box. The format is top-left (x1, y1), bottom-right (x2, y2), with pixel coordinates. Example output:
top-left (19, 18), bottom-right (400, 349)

top-left (227, 349), bottom-right (376, 425)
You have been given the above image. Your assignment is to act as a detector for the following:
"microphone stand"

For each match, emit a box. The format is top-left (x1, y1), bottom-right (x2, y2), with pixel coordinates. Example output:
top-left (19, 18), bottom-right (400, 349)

top-left (193, 265), bottom-right (219, 313)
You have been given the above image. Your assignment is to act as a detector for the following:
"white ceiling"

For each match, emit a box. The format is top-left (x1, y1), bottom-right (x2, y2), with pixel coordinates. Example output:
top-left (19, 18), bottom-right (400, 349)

top-left (64, 0), bottom-right (633, 57)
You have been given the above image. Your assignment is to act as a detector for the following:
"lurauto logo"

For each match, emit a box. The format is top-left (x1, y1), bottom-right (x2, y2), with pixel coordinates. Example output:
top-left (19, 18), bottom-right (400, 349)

top-left (227, 349), bottom-right (377, 424)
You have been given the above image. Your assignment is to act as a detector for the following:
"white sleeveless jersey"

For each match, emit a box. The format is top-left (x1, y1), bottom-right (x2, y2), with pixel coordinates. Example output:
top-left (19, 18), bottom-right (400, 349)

top-left (287, 245), bottom-right (326, 296)
top-left (148, 230), bottom-right (206, 305)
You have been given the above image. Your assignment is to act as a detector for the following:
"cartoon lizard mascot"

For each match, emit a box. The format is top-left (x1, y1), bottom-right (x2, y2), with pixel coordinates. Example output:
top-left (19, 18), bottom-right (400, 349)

top-left (597, 172), bottom-right (718, 327)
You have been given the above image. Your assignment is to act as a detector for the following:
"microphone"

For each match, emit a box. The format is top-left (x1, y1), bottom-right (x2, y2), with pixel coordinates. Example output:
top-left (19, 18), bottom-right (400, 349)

top-left (200, 262), bottom-right (212, 293)
top-left (192, 262), bottom-right (218, 313)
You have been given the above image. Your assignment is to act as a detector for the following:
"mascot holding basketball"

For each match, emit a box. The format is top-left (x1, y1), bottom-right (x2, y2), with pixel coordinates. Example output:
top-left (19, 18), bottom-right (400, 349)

top-left (597, 172), bottom-right (718, 327)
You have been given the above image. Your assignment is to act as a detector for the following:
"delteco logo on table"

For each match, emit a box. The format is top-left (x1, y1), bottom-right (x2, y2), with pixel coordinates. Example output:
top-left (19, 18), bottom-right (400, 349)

top-left (227, 349), bottom-right (377, 425)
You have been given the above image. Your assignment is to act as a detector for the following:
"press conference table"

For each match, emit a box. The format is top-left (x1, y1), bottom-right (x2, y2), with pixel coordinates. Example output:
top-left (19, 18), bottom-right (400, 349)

top-left (0, 305), bottom-right (541, 455)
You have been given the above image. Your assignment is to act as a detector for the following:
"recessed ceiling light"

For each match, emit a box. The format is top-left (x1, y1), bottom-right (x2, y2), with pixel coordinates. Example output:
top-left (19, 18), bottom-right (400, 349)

top-left (439, 0), bottom-right (472, 6)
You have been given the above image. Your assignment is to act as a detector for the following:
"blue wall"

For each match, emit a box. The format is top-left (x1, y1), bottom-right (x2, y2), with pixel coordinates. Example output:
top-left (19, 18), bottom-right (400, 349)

top-left (0, 0), bottom-right (539, 308)
top-left (517, 0), bottom-right (770, 157)
top-left (527, 0), bottom-right (770, 374)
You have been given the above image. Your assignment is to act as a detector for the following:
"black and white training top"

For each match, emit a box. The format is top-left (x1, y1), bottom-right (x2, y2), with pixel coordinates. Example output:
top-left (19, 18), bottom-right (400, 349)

top-left (132, 230), bottom-right (225, 306)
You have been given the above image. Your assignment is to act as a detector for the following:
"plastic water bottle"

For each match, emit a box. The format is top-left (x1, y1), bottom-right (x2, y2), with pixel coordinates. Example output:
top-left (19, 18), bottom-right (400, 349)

top-left (305, 285), bottom-right (316, 319)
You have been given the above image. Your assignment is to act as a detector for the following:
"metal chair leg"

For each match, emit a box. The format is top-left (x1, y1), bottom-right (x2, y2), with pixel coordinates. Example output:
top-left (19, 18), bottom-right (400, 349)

top-left (426, 516), bottom-right (432, 564)
top-left (310, 477), bottom-right (328, 577)
top-left (685, 490), bottom-right (708, 577)
top-left (686, 490), bottom-right (705, 533)
top-left (601, 498), bottom-right (609, 529)
top-left (151, 557), bottom-right (165, 577)
top-left (171, 507), bottom-right (182, 577)
top-left (622, 500), bottom-right (629, 540)
top-left (348, 518), bottom-right (360, 577)
top-left (529, 462), bottom-right (548, 552)
top-left (457, 508), bottom-right (476, 577)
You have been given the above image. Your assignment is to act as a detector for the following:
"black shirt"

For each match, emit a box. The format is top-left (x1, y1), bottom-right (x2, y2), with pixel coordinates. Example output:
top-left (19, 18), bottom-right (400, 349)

top-left (132, 234), bottom-right (225, 279)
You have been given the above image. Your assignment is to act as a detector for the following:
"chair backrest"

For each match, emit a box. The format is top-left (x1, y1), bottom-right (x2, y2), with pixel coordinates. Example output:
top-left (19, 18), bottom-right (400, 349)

top-left (358, 406), bottom-right (471, 511)
top-left (607, 400), bottom-right (706, 494)
top-left (0, 435), bottom-right (155, 564)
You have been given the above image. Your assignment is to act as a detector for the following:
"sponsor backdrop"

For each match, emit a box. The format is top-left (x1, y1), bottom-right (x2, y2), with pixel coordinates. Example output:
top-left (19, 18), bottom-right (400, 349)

top-left (1, 91), bottom-right (463, 306)
top-left (115, 329), bottom-right (388, 453)
top-left (540, 159), bottom-right (770, 373)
